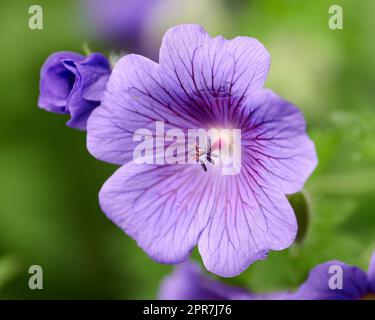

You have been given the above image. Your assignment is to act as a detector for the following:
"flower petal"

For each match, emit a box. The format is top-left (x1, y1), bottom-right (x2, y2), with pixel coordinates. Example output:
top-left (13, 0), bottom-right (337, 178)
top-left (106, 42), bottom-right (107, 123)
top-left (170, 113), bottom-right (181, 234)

top-left (77, 53), bottom-right (111, 102)
top-left (290, 261), bottom-right (369, 300)
top-left (242, 89), bottom-right (317, 194)
top-left (198, 172), bottom-right (297, 277)
top-left (38, 51), bottom-right (84, 112)
top-left (87, 54), bottom-right (199, 165)
top-left (159, 24), bottom-right (270, 108)
top-left (63, 53), bottom-right (110, 130)
top-left (99, 162), bottom-right (218, 263)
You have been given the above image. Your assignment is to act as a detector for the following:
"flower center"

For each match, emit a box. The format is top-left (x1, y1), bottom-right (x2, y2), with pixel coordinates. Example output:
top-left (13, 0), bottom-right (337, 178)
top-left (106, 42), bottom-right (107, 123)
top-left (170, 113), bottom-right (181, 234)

top-left (190, 128), bottom-right (242, 175)
top-left (193, 142), bottom-right (218, 172)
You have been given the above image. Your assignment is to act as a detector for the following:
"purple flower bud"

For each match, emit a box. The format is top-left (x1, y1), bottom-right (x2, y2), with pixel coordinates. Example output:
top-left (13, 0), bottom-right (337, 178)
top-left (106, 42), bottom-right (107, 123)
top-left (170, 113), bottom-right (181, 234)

top-left (38, 51), bottom-right (111, 130)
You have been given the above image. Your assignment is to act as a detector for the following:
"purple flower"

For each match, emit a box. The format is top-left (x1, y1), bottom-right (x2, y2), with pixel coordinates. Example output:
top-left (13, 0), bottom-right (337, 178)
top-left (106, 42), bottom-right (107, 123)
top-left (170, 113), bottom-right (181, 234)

top-left (159, 253), bottom-right (375, 300)
top-left (290, 251), bottom-right (375, 300)
top-left (38, 51), bottom-right (111, 130)
top-left (159, 261), bottom-right (288, 300)
top-left (87, 24), bottom-right (317, 276)
top-left (159, 261), bottom-right (253, 300)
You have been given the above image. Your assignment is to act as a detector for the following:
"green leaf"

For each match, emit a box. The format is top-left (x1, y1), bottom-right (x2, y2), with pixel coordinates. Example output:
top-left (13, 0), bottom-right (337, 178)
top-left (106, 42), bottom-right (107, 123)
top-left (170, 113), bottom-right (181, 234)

top-left (288, 192), bottom-right (311, 244)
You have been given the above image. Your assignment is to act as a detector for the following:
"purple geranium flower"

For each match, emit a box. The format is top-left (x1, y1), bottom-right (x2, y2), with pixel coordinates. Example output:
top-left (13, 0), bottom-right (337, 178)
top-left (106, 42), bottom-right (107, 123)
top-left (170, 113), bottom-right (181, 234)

top-left (291, 251), bottom-right (375, 300)
top-left (159, 261), bottom-right (253, 300)
top-left (87, 24), bottom-right (317, 276)
top-left (38, 51), bottom-right (111, 130)
top-left (159, 261), bottom-right (287, 300)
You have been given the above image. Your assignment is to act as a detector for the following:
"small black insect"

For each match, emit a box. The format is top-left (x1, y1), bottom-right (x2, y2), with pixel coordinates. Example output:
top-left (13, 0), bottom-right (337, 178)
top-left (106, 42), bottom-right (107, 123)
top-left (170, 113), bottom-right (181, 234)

top-left (193, 141), bottom-right (218, 172)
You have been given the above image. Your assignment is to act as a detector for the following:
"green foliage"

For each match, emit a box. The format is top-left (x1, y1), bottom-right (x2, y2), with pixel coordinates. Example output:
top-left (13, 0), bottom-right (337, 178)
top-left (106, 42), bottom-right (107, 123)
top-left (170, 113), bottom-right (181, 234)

top-left (0, 256), bottom-right (20, 295)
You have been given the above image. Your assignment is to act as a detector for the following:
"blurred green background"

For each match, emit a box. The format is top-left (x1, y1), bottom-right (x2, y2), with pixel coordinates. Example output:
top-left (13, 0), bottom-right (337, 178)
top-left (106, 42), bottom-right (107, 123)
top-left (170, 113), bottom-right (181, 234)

top-left (0, 0), bottom-right (374, 299)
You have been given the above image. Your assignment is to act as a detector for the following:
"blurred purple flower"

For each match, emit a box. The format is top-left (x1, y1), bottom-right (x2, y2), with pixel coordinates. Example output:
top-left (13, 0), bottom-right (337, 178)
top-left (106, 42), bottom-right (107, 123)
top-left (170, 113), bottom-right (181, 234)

top-left (159, 261), bottom-right (288, 300)
top-left (159, 261), bottom-right (252, 300)
top-left (290, 251), bottom-right (375, 300)
top-left (38, 51), bottom-right (111, 130)
top-left (87, 24), bottom-right (317, 277)
top-left (159, 253), bottom-right (375, 300)
top-left (81, 0), bottom-right (159, 53)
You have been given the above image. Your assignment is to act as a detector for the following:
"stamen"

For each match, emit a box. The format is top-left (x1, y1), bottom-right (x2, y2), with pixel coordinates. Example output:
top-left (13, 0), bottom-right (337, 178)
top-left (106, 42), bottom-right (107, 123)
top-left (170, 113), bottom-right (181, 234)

top-left (193, 142), bottom-right (216, 172)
